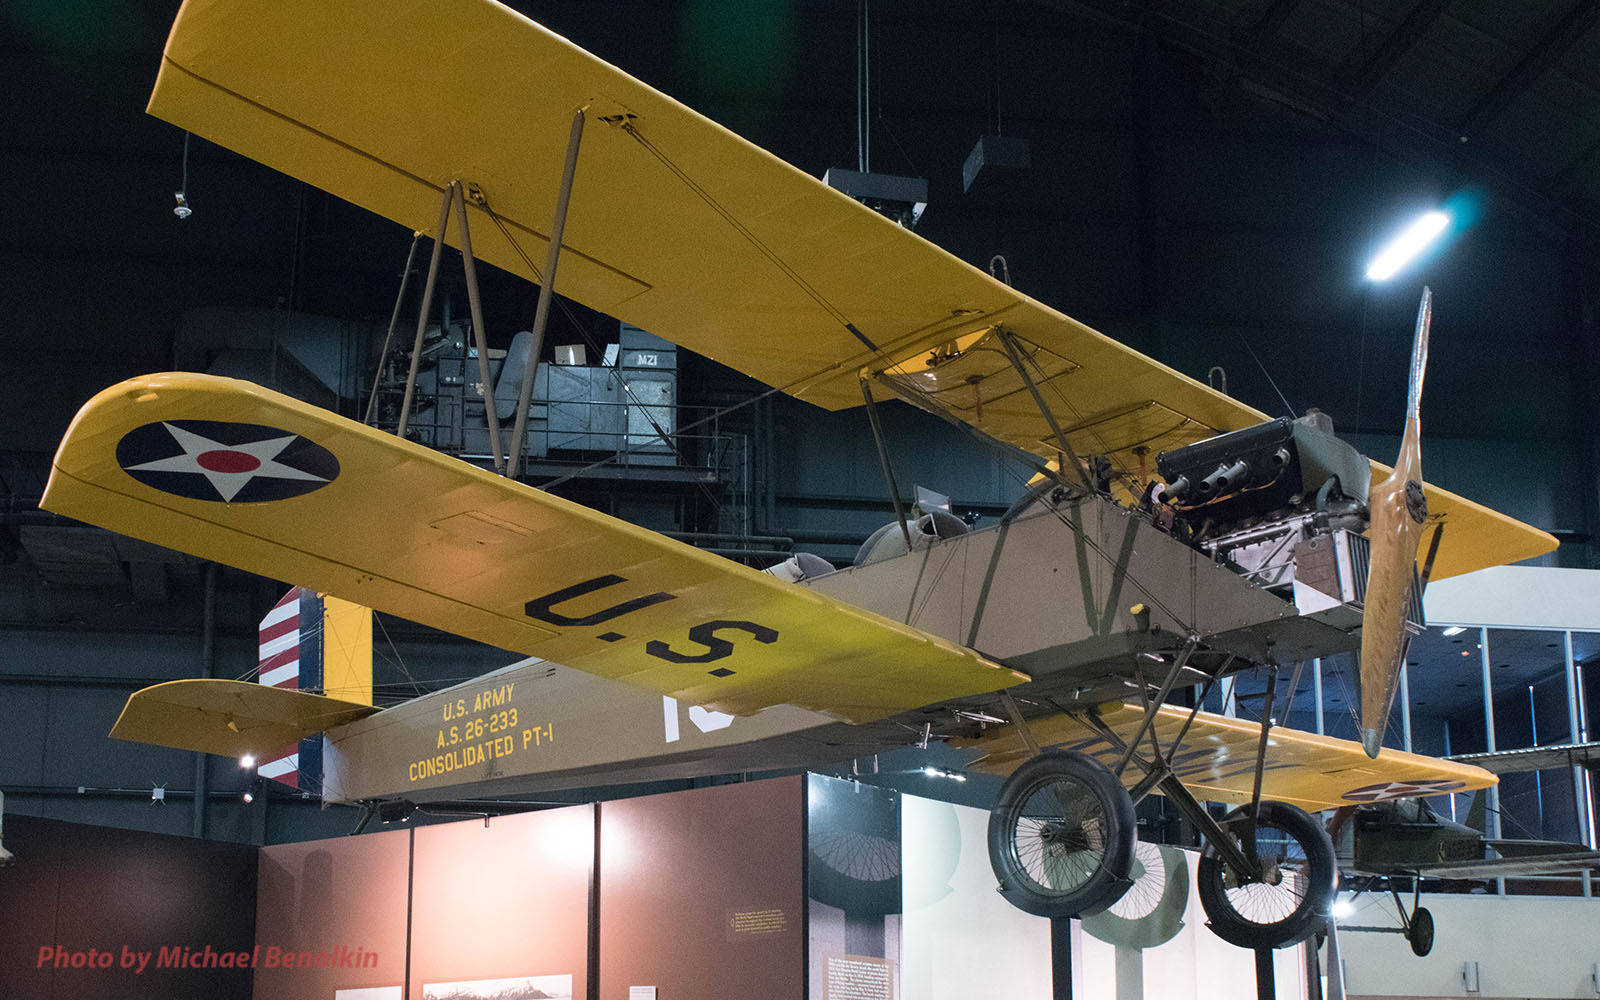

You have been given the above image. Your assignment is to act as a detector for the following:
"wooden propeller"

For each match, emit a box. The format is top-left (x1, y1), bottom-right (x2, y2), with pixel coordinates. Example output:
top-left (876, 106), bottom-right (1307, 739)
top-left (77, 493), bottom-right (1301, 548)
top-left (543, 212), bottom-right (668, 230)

top-left (1360, 287), bottom-right (1433, 758)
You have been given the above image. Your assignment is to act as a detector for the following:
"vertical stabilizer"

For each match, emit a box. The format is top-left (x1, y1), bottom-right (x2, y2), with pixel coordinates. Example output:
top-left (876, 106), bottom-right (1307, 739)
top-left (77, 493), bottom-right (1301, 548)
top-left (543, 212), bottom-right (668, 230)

top-left (257, 587), bottom-right (372, 790)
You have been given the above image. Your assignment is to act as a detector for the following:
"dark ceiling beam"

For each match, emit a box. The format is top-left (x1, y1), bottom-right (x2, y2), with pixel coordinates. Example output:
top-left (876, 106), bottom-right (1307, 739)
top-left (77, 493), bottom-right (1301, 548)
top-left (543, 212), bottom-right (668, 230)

top-left (1458, 0), bottom-right (1600, 138)
top-left (1236, 0), bottom-right (1307, 45)
top-left (1029, 0), bottom-right (1600, 266)
top-left (1341, 0), bottom-right (1453, 97)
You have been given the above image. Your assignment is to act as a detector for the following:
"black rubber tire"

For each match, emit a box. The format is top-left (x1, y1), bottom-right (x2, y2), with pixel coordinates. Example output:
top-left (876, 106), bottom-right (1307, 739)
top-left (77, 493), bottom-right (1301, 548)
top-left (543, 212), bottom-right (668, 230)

top-left (987, 749), bottom-right (1137, 918)
top-left (1197, 801), bottom-right (1338, 950)
top-left (1408, 906), bottom-right (1435, 957)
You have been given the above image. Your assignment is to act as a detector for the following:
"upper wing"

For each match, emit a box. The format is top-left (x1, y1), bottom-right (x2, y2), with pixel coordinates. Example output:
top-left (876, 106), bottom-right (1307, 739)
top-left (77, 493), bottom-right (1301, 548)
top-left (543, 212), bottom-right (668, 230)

top-left (43, 374), bottom-right (1022, 723)
top-left (962, 701), bottom-right (1495, 813)
top-left (1448, 742), bottom-right (1600, 775)
top-left (1410, 851), bottom-right (1600, 880)
top-left (144, 0), bottom-right (1553, 580)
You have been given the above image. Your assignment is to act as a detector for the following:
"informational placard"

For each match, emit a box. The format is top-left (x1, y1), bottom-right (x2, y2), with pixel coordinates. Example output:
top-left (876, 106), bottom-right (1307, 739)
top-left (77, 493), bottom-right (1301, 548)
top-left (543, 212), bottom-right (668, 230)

top-left (725, 906), bottom-right (790, 942)
top-left (824, 954), bottom-right (895, 1000)
top-left (629, 988), bottom-right (658, 1000)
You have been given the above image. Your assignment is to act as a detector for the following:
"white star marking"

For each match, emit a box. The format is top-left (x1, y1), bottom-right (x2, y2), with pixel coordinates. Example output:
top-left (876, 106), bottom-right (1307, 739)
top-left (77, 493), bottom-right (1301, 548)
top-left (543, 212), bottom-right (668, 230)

top-left (124, 423), bottom-right (329, 502)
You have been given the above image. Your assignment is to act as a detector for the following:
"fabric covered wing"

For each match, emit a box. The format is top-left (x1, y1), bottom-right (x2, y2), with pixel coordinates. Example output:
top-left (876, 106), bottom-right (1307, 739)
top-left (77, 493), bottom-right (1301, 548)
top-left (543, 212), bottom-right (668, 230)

top-left (143, 0), bottom-right (1552, 581)
top-left (963, 702), bottom-right (1495, 813)
top-left (109, 679), bottom-right (378, 758)
top-left (44, 374), bottom-right (1021, 723)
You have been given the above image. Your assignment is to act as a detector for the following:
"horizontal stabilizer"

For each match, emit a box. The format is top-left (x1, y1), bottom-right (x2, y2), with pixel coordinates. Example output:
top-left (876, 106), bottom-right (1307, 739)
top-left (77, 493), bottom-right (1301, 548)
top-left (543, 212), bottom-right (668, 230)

top-left (109, 679), bottom-right (379, 759)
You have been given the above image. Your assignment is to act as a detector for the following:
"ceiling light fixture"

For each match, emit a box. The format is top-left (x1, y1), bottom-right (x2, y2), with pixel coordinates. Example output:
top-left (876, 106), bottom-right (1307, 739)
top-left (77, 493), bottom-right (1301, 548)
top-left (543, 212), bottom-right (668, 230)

top-left (1441, 626), bottom-right (1466, 637)
top-left (173, 131), bottom-right (193, 220)
top-left (1366, 210), bottom-right (1449, 281)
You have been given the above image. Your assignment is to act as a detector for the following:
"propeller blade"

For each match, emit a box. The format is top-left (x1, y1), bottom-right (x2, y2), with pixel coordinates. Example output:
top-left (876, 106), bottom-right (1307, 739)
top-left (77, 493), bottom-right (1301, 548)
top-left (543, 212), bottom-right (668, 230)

top-left (1360, 287), bottom-right (1433, 758)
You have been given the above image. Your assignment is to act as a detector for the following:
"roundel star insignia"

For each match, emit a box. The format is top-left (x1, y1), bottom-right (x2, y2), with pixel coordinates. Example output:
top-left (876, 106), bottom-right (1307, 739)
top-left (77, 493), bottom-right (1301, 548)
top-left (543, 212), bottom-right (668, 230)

top-left (115, 420), bottom-right (339, 503)
top-left (1342, 778), bottom-right (1467, 803)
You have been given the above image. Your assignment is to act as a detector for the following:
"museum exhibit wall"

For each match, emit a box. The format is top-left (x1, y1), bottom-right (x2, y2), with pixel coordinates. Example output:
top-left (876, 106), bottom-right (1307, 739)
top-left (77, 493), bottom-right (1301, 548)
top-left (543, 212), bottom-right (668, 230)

top-left (253, 827), bottom-right (410, 1000)
top-left (602, 776), bottom-right (804, 999)
top-left (0, 814), bottom-right (258, 999)
top-left (411, 805), bottom-right (595, 1000)
top-left (1336, 892), bottom-right (1600, 999)
top-left (248, 779), bottom-right (805, 1000)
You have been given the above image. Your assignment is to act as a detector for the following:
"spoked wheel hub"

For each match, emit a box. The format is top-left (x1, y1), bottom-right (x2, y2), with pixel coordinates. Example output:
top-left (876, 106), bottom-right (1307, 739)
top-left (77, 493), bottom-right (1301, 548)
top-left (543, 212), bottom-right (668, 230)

top-left (987, 749), bottom-right (1137, 919)
top-left (1197, 801), bottom-right (1338, 950)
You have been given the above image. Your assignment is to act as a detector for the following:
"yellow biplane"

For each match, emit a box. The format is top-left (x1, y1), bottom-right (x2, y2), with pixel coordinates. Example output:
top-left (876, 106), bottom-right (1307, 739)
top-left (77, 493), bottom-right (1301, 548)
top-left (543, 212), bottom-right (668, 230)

top-left (43, 0), bottom-right (1556, 951)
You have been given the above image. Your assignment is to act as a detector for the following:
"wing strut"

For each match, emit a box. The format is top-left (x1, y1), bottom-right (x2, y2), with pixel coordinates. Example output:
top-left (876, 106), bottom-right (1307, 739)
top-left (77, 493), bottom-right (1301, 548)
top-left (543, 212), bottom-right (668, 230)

top-left (392, 181), bottom-right (508, 475)
top-left (859, 376), bottom-right (915, 550)
top-left (509, 107), bottom-right (587, 478)
top-left (995, 328), bottom-right (1094, 490)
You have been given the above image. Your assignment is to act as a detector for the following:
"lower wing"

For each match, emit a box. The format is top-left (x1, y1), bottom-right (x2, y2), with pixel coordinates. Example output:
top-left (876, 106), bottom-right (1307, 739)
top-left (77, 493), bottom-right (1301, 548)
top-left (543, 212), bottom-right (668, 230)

top-left (963, 701), bottom-right (1495, 812)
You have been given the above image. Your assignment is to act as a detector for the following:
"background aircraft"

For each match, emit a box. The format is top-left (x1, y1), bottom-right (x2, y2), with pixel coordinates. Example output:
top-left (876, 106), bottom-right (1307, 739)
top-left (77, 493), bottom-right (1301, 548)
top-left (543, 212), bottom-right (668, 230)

top-left (1332, 791), bottom-right (1600, 956)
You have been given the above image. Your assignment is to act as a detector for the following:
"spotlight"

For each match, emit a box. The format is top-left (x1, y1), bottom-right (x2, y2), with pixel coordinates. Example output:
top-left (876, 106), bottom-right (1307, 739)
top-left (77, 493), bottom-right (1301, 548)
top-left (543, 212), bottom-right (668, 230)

top-left (1331, 898), bottom-right (1355, 918)
top-left (239, 754), bottom-right (256, 769)
top-left (1366, 210), bottom-right (1449, 281)
top-left (242, 790), bottom-right (254, 804)
top-left (173, 191), bottom-right (192, 220)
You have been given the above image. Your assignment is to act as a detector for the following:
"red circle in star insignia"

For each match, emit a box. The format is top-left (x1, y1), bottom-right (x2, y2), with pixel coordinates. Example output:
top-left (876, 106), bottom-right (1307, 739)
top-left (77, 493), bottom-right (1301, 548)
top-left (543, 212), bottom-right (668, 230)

top-left (196, 449), bottom-right (262, 474)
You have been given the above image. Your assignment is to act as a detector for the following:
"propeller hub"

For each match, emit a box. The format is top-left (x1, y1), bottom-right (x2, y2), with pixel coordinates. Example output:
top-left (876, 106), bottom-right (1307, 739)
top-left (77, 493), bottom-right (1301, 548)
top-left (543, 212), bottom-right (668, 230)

top-left (1405, 480), bottom-right (1428, 524)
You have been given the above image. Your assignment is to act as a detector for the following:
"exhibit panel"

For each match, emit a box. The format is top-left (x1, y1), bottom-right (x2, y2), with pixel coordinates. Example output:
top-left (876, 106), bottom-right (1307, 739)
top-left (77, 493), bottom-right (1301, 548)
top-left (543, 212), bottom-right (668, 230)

top-left (807, 774), bottom-right (903, 1000)
top-left (599, 776), bottom-right (805, 999)
top-left (1336, 892), bottom-right (1600, 998)
top-left (253, 827), bottom-right (410, 1000)
top-left (901, 794), bottom-right (1309, 1000)
top-left (901, 793), bottom-right (1052, 999)
top-left (411, 805), bottom-right (594, 1000)
top-left (0, 815), bottom-right (257, 999)
top-left (1075, 853), bottom-right (1307, 1000)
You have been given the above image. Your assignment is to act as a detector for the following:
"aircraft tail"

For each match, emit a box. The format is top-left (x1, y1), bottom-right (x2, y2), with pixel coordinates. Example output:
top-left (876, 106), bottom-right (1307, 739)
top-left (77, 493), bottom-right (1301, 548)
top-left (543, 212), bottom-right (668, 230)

top-left (257, 587), bottom-right (372, 790)
top-left (1466, 788), bottom-right (1487, 833)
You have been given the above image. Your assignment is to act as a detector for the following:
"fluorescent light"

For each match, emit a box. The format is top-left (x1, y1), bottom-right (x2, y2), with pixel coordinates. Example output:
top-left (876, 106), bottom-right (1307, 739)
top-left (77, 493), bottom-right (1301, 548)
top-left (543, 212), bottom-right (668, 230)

top-left (1366, 211), bottom-right (1449, 281)
top-left (1441, 626), bottom-right (1466, 637)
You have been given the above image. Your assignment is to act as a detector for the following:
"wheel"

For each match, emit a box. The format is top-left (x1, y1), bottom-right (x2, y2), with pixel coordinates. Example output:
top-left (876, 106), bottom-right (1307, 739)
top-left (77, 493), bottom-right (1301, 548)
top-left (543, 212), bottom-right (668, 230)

top-left (1407, 906), bottom-right (1434, 957)
top-left (987, 749), bottom-right (1136, 918)
top-left (1197, 801), bottom-right (1338, 949)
